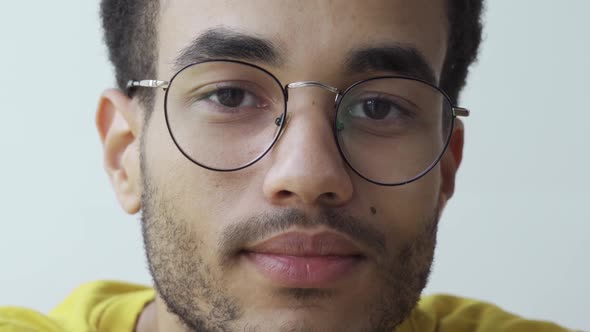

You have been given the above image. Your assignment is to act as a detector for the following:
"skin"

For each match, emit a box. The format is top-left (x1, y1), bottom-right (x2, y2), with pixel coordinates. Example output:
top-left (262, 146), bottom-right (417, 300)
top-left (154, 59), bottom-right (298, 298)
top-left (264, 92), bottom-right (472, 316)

top-left (96, 1), bottom-right (464, 331)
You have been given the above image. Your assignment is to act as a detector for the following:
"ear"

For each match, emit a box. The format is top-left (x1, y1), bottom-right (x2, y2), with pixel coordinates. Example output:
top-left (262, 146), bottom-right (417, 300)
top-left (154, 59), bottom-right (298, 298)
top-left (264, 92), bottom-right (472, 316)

top-left (438, 118), bottom-right (464, 210)
top-left (96, 89), bottom-right (142, 214)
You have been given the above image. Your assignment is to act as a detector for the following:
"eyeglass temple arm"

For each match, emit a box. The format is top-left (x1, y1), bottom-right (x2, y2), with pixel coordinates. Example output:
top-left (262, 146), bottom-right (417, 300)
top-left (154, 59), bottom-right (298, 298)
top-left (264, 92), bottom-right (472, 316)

top-left (126, 80), bottom-right (170, 91)
top-left (126, 80), bottom-right (471, 118)
top-left (453, 107), bottom-right (470, 117)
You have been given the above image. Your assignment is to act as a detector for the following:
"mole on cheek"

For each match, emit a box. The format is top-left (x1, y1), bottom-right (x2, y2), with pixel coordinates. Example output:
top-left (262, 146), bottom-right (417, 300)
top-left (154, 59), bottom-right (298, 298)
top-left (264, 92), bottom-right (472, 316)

top-left (370, 206), bottom-right (377, 216)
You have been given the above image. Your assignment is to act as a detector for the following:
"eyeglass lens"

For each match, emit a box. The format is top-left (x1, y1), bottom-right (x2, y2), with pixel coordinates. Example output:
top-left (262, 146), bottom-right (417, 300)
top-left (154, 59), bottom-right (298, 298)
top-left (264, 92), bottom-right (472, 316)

top-left (165, 61), bottom-right (453, 185)
top-left (336, 78), bottom-right (453, 184)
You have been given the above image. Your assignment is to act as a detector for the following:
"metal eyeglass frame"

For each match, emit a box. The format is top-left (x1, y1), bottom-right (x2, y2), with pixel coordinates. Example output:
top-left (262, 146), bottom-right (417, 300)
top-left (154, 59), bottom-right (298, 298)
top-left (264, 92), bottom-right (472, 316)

top-left (127, 59), bottom-right (470, 186)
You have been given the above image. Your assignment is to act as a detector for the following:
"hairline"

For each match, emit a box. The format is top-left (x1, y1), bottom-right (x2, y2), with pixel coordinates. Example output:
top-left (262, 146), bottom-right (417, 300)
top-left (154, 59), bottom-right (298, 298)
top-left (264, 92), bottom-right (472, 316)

top-left (138, 0), bottom-right (477, 120)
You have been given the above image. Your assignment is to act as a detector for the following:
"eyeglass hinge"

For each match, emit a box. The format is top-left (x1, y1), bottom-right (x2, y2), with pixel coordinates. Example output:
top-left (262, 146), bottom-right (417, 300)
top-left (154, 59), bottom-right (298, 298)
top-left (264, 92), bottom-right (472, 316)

top-left (126, 80), bottom-right (169, 90)
top-left (453, 107), bottom-right (470, 117)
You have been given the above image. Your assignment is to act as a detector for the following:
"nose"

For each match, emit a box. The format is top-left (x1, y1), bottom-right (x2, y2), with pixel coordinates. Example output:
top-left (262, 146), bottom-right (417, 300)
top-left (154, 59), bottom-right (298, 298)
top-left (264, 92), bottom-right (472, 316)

top-left (262, 91), bottom-right (354, 207)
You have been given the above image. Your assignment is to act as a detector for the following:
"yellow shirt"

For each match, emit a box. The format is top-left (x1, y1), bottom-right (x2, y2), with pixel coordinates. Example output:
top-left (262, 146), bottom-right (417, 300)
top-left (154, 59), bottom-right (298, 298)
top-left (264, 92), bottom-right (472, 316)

top-left (0, 281), bottom-right (573, 332)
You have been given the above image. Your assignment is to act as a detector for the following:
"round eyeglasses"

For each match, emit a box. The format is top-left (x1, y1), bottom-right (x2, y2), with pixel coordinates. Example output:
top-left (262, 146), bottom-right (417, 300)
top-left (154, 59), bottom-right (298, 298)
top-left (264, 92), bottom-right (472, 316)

top-left (127, 59), bottom-right (469, 186)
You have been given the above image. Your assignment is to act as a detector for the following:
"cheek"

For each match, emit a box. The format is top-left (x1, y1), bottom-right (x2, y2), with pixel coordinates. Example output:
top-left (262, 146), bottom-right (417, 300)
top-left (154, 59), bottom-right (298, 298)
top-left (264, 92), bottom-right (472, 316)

top-left (353, 167), bottom-right (441, 238)
top-left (143, 97), bottom-right (265, 238)
top-left (143, 96), bottom-right (219, 233)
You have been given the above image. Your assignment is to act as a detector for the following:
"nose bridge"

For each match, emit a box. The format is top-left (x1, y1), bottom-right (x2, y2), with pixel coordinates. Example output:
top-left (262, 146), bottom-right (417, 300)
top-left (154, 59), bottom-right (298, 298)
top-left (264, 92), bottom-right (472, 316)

top-left (278, 81), bottom-right (342, 164)
top-left (285, 81), bottom-right (341, 104)
top-left (262, 81), bottom-right (353, 206)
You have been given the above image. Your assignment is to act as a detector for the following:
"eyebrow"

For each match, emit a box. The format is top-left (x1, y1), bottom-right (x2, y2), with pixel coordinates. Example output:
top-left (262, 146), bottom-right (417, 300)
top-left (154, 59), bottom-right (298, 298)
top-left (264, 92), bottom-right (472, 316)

top-left (344, 45), bottom-right (437, 85)
top-left (173, 26), bottom-right (284, 72)
top-left (173, 28), bottom-right (437, 86)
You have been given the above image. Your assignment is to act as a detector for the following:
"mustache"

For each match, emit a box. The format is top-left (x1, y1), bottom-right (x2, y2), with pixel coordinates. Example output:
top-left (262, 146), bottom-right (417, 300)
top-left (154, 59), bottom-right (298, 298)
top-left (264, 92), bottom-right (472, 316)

top-left (218, 208), bottom-right (386, 266)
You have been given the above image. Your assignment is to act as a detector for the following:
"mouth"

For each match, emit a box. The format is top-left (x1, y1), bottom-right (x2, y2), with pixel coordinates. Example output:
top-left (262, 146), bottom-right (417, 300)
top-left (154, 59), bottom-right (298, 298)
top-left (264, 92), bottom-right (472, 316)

top-left (241, 231), bottom-right (366, 288)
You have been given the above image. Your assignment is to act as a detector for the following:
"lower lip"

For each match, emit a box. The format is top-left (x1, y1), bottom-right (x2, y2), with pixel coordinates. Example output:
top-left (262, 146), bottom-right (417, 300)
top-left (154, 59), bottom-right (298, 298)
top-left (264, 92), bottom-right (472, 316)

top-left (244, 252), bottom-right (363, 287)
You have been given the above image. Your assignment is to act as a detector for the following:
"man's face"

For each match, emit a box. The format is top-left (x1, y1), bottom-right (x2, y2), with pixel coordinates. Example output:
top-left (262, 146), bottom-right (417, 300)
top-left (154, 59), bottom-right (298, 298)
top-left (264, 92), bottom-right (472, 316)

top-left (137, 0), bottom-right (458, 331)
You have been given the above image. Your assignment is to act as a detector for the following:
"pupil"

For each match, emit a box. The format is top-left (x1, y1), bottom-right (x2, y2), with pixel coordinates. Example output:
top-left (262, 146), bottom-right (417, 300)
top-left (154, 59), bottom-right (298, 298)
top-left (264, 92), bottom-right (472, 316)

top-left (363, 100), bottom-right (389, 120)
top-left (217, 88), bottom-right (245, 107)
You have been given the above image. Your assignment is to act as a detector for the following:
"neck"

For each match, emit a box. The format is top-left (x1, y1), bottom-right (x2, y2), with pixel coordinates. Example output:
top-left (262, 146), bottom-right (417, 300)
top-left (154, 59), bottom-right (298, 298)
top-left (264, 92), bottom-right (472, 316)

top-left (135, 301), bottom-right (157, 332)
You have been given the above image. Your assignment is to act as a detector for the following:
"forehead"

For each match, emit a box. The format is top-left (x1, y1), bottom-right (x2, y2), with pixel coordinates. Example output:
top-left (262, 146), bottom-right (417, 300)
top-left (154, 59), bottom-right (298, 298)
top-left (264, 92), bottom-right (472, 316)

top-left (157, 0), bottom-right (448, 81)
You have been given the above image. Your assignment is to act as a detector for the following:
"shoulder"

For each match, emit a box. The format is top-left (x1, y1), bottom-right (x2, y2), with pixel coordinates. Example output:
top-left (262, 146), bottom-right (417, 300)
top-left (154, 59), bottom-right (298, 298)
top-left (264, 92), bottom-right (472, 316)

top-left (407, 294), bottom-right (575, 332)
top-left (0, 281), bottom-right (155, 332)
top-left (0, 306), bottom-right (64, 332)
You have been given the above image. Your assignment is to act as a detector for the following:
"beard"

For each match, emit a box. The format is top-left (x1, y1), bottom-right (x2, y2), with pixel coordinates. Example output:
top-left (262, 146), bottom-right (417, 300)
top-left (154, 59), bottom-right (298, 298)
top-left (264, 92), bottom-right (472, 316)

top-left (140, 160), bottom-right (439, 332)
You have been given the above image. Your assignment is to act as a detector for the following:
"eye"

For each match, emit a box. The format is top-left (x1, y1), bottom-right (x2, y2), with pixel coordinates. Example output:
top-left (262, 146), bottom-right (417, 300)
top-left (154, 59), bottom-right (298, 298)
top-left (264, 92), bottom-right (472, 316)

top-left (205, 87), bottom-right (260, 109)
top-left (361, 99), bottom-right (395, 120)
top-left (347, 97), bottom-right (411, 122)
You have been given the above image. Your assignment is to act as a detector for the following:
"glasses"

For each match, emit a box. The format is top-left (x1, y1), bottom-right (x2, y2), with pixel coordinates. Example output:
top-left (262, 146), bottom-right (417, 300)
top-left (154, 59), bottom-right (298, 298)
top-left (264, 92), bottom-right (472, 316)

top-left (127, 59), bottom-right (469, 186)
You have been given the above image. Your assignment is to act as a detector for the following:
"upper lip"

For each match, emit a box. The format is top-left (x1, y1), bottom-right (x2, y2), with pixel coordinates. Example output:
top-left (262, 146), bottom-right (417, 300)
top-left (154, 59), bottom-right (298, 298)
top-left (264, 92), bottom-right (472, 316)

top-left (244, 231), bottom-right (365, 257)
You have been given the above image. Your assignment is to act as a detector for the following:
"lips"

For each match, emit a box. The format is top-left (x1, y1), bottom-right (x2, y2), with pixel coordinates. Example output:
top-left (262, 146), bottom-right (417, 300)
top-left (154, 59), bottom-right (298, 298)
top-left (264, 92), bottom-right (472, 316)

top-left (242, 232), bottom-right (365, 287)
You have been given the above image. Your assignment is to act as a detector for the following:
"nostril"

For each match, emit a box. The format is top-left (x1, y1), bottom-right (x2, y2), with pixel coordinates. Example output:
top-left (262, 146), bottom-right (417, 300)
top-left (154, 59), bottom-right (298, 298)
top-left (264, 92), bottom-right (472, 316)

top-left (322, 192), bottom-right (337, 200)
top-left (276, 190), bottom-right (293, 199)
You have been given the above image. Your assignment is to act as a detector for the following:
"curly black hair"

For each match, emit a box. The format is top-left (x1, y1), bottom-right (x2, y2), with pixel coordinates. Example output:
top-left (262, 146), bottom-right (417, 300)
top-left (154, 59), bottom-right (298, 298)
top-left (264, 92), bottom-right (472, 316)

top-left (101, 0), bottom-right (483, 110)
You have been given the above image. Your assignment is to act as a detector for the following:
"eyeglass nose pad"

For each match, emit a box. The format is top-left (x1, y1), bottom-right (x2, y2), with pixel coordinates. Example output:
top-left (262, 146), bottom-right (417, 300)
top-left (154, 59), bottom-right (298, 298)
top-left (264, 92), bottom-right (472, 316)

top-left (273, 113), bottom-right (291, 144)
top-left (336, 120), bottom-right (345, 132)
top-left (276, 111), bottom-right (344, 133)
top-left (274, 114), bottom-right (284, 127)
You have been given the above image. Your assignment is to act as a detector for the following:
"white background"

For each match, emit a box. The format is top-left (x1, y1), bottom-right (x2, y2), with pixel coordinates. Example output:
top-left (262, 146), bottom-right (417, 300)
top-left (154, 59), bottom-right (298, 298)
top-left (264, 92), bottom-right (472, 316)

top-left (0, 1), bottom-right (588, 330)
